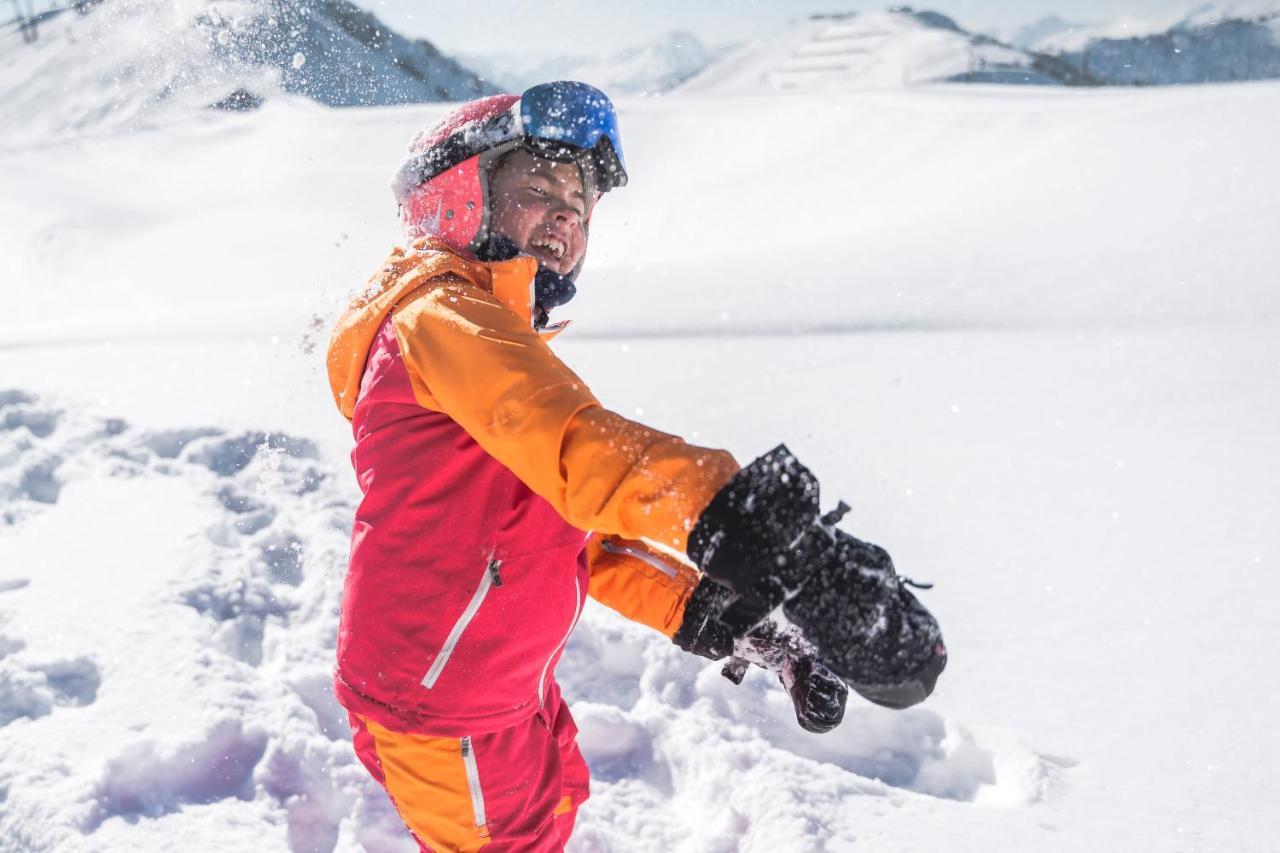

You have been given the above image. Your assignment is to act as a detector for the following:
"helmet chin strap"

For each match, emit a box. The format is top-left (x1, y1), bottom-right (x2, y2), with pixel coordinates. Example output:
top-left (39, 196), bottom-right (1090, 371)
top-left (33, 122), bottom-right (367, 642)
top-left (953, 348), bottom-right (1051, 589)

top-left (475, 233), bottom-right (579, 330)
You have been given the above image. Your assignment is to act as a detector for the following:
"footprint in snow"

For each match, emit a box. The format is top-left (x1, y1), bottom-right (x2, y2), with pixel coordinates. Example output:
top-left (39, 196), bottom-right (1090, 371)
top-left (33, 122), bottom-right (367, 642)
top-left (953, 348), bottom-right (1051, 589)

top-left (0, 655), bottom-right (101, 727)
top-left (1, 403), bottom-right (59, 439)
top-left (1, 391), bottom-right (127, 521)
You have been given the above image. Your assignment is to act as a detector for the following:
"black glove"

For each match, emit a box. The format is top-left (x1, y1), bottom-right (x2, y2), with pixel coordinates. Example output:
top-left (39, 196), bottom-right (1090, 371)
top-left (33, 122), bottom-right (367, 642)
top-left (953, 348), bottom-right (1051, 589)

top-left (720, 623), bottom-right (848, 734)
top-left (687, 445), bottom-right (947, 710)
top-left (675, 578), bottom-right (847, 734)
top-left (781, 656), bottom-right (847, 734)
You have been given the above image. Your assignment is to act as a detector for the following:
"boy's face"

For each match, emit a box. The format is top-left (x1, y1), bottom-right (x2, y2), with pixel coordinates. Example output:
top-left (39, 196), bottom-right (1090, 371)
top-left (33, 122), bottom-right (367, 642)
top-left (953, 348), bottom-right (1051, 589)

top-left (488, 149), bottom-right (588, 276)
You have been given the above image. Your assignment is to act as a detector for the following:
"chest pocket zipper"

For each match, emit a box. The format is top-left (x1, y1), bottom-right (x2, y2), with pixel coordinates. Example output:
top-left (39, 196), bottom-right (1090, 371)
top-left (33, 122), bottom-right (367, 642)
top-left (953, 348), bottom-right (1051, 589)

top-left (422, 556), bottom-right (501, 690)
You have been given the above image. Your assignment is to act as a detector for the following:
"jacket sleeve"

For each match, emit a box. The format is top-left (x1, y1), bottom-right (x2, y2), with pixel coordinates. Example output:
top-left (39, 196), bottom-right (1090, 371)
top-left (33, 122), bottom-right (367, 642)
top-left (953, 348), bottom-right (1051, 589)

top-left (390, 277), bottom-right (739, 551)
top-left (585, 534), bottom-right (700, 637)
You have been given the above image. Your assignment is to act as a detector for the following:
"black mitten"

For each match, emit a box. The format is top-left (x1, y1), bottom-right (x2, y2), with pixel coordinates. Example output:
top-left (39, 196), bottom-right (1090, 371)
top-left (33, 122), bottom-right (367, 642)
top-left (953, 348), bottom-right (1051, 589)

top-left (687, 445), bottom-right (947, 709)
top-left (686, 445), bottom-right (820, 634)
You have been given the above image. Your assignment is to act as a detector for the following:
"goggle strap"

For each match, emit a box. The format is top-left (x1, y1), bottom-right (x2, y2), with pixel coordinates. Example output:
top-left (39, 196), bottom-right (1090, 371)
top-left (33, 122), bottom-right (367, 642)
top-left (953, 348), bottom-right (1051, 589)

top-left (401, 92), bottom-right (627, 195)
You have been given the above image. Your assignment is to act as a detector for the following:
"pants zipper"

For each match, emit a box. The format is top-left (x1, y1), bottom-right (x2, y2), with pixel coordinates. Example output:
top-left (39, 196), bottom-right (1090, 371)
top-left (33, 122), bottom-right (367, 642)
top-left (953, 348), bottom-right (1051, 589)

top-left (460, 736), bottom-right (486, 827)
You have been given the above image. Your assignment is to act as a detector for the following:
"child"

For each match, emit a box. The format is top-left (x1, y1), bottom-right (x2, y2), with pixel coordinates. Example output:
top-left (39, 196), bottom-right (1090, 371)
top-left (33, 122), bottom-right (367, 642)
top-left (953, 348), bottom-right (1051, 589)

top-left (326, 81), bottom-right (944, 851)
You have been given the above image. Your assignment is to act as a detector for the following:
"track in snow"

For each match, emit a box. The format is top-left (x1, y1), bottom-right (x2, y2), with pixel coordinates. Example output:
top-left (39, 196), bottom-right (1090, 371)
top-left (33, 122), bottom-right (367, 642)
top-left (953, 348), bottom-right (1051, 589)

top-left (0, 388), bottom-right (1066, 852)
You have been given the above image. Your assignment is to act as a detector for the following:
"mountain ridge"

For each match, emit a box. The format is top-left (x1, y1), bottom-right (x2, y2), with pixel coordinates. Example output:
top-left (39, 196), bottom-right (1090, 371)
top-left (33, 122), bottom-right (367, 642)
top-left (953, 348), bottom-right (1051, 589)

top-left (0, 0), bottom-right (494, 148)
top-left (675, 5), bottom-right (1280, 94)
top-left (1033, 1), bottom-right (1280, 85)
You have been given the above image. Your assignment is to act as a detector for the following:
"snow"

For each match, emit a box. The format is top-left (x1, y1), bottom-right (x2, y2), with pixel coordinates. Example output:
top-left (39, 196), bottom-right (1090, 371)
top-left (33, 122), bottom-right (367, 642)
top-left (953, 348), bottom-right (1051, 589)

top-left (2, 56), bottom-right (1279, 853)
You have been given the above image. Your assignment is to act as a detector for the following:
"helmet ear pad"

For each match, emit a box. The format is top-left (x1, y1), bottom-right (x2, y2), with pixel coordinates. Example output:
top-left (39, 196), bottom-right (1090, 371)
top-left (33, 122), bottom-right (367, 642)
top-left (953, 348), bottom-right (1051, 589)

top-left (399, 156), bottom-right (488, 252)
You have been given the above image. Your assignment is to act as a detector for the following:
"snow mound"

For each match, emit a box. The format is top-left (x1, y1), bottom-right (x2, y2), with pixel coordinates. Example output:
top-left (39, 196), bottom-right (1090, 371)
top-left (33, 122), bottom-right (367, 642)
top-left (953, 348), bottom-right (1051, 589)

top-left (0, 0), bottom-right (493, 149)
top-left (0, 389), bottom-right (1063, 850)
top-left (678, 10), bottom-right (1057, 95)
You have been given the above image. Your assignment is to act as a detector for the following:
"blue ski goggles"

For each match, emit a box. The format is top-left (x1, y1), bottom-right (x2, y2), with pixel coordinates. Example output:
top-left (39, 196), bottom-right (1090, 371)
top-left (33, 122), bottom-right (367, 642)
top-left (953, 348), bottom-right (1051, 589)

top-left (518, 81), bottom-right (628, 192)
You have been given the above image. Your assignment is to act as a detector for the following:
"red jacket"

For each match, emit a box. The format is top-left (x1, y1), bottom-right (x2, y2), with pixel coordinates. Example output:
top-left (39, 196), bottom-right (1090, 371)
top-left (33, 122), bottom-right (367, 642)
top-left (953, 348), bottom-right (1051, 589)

top-left (326, 239), bottom-right (738, 735)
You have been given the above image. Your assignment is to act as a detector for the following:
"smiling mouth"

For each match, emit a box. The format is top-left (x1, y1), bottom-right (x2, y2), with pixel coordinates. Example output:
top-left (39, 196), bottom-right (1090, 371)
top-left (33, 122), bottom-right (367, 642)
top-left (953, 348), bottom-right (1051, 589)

top-left (528, 234), bottom-right (567, 261)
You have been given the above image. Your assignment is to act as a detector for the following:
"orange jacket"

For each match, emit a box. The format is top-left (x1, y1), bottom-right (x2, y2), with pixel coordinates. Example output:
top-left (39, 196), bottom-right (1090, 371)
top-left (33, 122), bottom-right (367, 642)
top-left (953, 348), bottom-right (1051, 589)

top-left (325, 235), bottom-right (737, 681)
top-left (328, 238), bottom-right (739, 556)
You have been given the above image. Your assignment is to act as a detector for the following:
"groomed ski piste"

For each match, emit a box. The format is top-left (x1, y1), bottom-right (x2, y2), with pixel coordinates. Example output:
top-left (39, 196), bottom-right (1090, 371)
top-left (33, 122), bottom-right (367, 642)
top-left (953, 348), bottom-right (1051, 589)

top-left (2, 14), bottom-right (1279, 853)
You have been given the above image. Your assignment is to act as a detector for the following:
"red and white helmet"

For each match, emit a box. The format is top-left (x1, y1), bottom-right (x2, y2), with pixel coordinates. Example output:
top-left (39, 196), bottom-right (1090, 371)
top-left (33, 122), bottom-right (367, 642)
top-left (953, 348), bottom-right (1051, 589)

top-left (391, 82), bottom-right (628, 266)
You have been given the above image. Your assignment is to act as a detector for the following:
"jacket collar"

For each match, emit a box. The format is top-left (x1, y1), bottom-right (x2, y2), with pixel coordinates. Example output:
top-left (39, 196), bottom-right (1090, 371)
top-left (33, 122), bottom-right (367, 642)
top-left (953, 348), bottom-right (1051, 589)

top-left (412, 237), bottom-right (570, 338)
top-left (326, 238), bottom-right (569, 421)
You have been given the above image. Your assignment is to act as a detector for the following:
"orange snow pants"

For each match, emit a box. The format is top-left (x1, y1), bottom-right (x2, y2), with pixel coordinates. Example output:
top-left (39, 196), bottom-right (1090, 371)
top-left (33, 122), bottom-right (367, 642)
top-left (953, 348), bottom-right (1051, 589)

top-left (349, 692), bottom-right (589, 852)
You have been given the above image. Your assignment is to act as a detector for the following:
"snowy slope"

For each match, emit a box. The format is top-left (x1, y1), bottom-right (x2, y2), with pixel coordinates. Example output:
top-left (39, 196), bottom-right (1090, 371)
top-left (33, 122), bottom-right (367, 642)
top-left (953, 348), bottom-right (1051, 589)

top-left (463, 31), bottom-right (727, 96)
top-left (678, 10), bottom-right (1057, 94)
top-left (1, 72), bottom-right (1279, 853)
top-left (0, 0), bottom-right (493, 148)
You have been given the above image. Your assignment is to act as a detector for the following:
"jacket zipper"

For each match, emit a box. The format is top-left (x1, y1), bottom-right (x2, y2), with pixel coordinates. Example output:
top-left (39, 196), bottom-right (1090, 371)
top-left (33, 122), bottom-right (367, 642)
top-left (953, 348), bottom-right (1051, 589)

top-left (599, 537), bottom-right (677, 578)
top-left (421, 556), bottom-right (501, 689)
top-left (537, 575), bottom-right (583, 708)
top-left (460, 736), bottom-right (486, 827)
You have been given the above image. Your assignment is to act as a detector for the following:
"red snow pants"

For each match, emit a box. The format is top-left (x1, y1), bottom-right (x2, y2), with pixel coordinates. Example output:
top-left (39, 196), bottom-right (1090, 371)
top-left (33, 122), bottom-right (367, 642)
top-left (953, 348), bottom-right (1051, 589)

top-left (349, 684), bottom-right (589, 852)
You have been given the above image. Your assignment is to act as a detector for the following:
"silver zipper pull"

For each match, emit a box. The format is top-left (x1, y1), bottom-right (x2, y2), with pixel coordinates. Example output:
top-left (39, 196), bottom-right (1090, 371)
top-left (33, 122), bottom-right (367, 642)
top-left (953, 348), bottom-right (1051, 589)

top-left (487, 558), bottom-right (503, 588)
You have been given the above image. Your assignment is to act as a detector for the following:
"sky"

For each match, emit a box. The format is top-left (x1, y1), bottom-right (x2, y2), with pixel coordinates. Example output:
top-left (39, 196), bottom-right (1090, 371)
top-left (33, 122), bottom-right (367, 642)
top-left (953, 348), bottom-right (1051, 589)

top-left (356, 0), bottom-right (1207, 56)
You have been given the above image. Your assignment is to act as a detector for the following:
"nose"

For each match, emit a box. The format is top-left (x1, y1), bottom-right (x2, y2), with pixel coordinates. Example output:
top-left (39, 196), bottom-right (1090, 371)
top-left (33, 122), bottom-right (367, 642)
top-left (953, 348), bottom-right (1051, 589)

top-left (551, 204), bottom-right (583, 230)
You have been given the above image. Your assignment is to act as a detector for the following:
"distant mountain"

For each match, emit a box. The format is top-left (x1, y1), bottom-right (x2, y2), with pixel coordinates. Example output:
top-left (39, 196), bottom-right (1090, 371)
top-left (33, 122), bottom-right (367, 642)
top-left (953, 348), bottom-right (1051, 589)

top-left (677, 8), bottom-right (1066, 94)
top-left (675, 4), bottom-right (1280, 95)
top-left (463, 31), bottom-right (729, 96)
top-left (0, 0), bottom-right (494, 147)
top-left (1034, 2), bottom-right (1280, 85)
top-left (1003, 15), bottom-right (1084, 50)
